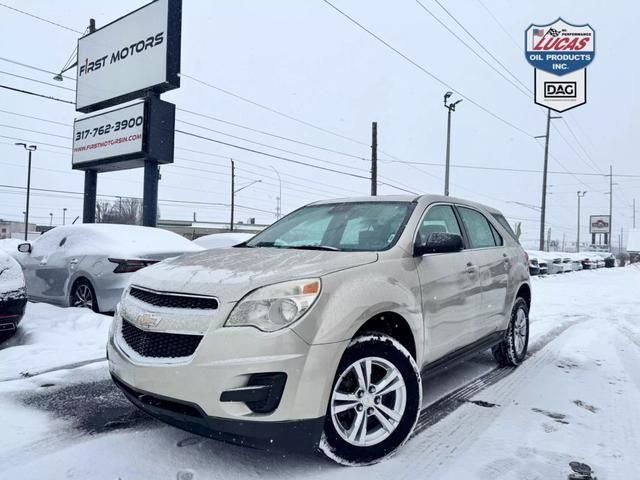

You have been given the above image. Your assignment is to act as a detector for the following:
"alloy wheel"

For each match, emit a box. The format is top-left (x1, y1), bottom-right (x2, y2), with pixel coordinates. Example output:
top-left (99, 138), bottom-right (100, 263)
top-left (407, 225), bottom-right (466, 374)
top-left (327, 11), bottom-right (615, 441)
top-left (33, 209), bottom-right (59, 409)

top-left (330, 356), bottom-right (407, 447)
top-left (514, 307), bottom-right (527, 356)
top-left (72, 283), bottom-right (94, 309)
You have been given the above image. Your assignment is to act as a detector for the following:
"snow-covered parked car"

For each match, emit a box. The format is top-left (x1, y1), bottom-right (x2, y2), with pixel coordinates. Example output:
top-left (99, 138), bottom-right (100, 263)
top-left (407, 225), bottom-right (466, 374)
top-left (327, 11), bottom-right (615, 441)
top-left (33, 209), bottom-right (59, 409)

top-left (0, 251), bottom-right (27, 341)
top-left (108, 195), bottom-right (531, 465)
top-left (16, 224), bottom-right (202, 313)
top-left (193, 232), bottom-right (254, 249)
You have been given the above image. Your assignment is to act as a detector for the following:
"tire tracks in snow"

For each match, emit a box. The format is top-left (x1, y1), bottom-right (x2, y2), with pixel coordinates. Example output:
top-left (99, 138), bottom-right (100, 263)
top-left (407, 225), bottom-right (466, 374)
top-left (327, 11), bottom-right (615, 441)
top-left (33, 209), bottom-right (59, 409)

top-left (413, 314), bottom-right (584, 436)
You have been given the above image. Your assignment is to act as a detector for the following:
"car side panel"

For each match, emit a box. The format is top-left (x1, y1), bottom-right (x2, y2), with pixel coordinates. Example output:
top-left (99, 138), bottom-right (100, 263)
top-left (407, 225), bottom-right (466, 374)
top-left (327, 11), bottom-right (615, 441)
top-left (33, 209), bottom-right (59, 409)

top-left (291, 256), bottom-right (425, 366)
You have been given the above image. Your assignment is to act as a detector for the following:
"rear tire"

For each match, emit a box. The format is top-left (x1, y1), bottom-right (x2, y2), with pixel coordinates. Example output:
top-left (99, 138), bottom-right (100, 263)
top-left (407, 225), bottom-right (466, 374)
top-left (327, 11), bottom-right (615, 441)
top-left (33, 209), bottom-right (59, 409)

top-left (492, 297), bottom-right (529, 367)
top-left (319, 334), bottom-right (421, 466)
top-left (70, 278), bottom-right (99, 313)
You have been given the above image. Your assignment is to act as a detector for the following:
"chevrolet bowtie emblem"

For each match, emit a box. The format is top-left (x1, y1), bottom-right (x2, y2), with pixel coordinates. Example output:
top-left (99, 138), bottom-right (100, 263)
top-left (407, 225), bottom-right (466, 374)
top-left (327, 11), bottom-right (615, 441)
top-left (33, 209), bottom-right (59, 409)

top-left (137, 312), bottom-right (161, 328)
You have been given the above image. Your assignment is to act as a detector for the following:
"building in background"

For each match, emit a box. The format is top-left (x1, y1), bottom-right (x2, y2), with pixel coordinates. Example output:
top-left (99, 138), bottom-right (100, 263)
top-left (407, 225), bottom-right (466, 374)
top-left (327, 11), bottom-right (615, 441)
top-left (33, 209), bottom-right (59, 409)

top-left (158, 218), bottom-right (268, 240)
top-left (0, 220), bottom-right (37, 240)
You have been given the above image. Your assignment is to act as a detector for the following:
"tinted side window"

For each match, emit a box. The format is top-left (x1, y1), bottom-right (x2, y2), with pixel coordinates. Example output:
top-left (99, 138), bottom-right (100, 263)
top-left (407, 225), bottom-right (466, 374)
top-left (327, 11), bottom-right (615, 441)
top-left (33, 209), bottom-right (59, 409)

top-left (458, 207), bottom-right (497, 249)
top-left (490, 224), bottom-right (503, 246)
top-left (492, 213), bottom-right (519, 243)
top-left (417, 205), bottom-right (462, 244)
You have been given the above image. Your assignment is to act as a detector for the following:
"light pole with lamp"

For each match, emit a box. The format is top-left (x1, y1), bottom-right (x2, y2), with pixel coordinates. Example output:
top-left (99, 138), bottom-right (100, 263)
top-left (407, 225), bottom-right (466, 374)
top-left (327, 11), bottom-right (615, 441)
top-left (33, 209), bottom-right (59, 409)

top-left (443, 91), bottom-right (462, 197)
top-left (14, 143), bottom-right (36, 241)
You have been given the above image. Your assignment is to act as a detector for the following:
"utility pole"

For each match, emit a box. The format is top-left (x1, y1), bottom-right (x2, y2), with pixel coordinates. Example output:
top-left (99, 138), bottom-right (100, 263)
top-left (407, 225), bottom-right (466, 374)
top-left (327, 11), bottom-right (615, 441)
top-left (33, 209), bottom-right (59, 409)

top-left (633, 199), bottom-right (636, 229)
top-left (271, 166), bottom-right (282, 219)
top-left (609, 165), bottom-right (613, 252)
top-left (370, 122), bottom-right (377, 196)
top-left (535, 109), bottom-right (561, 251)
top-left (577, 191), bottom-right (587, 252)
top-left (443, 92), bottom-right (462, 196)
top-left (230, 159), bottom-right (235, 232)
top-left (14, 143), bottom-right (36, 241)
top-left (63, 208), bottom-right (67, 225)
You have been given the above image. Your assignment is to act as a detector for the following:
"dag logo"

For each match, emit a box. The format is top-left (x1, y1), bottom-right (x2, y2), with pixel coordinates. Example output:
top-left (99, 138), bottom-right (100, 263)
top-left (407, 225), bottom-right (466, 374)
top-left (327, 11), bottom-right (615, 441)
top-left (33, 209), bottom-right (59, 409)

top-left (525, 18), bottom-right (594, 75)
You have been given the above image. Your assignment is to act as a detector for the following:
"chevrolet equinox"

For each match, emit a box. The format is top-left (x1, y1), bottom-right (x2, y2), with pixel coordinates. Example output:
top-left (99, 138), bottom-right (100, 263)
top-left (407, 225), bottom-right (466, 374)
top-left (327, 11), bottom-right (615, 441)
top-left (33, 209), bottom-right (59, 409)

top-left (108, 195), bottom-right (531, 465)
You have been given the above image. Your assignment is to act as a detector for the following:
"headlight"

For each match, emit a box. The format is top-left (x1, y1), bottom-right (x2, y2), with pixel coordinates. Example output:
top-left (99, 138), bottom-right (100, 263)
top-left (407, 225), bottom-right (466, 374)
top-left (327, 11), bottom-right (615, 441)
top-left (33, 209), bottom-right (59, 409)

top-left (225, 279), bottom-right (321, 332)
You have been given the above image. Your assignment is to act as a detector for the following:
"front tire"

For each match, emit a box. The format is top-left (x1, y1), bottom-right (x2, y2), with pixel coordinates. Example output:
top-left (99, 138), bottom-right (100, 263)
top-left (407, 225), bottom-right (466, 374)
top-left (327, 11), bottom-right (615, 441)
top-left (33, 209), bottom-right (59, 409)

top-left (319, 334), bottom-right (421, 466)
top-left (70, 278), bottom-right (99, 313)
top-left (492, 297), bottom-right (529, 367)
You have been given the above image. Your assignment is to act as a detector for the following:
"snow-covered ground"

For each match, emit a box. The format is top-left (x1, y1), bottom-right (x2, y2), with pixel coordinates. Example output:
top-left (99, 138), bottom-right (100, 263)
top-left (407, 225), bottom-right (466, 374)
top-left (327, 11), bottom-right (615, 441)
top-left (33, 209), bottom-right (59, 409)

top-left (1, 266), bottom-right (639, 479)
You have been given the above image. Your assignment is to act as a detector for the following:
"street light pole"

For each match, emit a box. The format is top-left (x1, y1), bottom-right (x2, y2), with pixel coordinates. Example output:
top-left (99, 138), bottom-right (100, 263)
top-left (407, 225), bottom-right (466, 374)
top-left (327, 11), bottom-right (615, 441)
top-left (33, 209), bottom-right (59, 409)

top-left (63, 208), bottom-right (67, 225)
top-left (577, 191), bottom-right (587, 253)
top-left (230, 160), bottom-right (235, 232)
top-left (443, 92), bottom-right (462, 197)
top-left (14, 143), bottom-right (36, 241)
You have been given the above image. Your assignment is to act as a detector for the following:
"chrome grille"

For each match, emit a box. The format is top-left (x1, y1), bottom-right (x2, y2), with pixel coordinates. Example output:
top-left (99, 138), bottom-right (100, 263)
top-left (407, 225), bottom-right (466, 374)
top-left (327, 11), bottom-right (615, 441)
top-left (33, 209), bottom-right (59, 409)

top-left (129, 286), bottom-right (218, 310)
top-left (121, 318), bottom-right (203, 358)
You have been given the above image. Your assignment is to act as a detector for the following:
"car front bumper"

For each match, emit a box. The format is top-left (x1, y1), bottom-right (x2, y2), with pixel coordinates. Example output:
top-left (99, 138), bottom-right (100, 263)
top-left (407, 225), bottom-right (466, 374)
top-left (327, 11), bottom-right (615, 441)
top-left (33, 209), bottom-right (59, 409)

top-left (107, 305), bottom-right (347, 451)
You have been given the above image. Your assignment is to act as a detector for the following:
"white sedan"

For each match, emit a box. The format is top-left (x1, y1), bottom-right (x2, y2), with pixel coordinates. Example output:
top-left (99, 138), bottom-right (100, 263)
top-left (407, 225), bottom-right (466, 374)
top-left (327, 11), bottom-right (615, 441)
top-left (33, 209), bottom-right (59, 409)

top-left (16, 224), bottom-right (202, 313)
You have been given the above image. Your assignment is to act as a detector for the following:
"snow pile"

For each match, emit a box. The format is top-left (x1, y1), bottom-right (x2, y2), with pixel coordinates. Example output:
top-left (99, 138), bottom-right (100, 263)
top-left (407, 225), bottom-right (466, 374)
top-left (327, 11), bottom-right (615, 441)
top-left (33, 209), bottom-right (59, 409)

top-left (0, 251), bottom-right (25, 294)
top-left (0, 302), bottom-right (110, 381)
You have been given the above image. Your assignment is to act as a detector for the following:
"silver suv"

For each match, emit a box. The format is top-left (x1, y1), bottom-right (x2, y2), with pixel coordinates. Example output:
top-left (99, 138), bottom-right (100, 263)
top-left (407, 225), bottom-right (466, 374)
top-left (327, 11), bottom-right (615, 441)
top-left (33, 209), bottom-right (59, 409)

top-left (108, 195), bottom-right (530, 465)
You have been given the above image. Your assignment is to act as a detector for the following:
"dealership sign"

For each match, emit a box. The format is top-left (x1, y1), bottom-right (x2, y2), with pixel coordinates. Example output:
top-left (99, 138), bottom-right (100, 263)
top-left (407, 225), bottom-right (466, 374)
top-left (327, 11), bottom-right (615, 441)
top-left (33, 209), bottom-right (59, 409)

top-left (72, 98), bottom-right (175, 172)
top-left (75, 0), bottom-right (181, 113)
top-left (525, 18), bottom-right (593, 113)
top-left (589, 215), bottom-right (610, 234)
top-left (525, 18), bottom-right (594, 75)
top-left (534, 68), bottom-right (586, 113)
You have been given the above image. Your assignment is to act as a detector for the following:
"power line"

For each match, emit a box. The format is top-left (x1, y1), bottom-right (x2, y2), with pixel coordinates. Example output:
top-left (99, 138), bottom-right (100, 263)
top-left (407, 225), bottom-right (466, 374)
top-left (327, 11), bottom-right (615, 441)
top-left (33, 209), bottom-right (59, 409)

top-left (0, 108), bottom-right (71, 127)
top-left (0, 70), bottom-right (76, 92)
top-left (0, 56), bottom-right (75, 80)
top-left (180, 73), bottom-right (372, 148)
top-left (414, 0), bottom-right (531, 97)
top-left (176, 119), bottom-right (371, 174)
top-left (0, 123), bottom-right (69, 140)
top-left (0, 184), bottom-right (274, 215)
top-left (0, 84), bottom-right (74, 104)
top-left (0, 2), bottom-right (83, 33)
top-left (430, 0), bottom-right (532, 95)
top-left (321, 0), bottom-right (533, 138)
top-left (177, 108), bottom-right (367, 161)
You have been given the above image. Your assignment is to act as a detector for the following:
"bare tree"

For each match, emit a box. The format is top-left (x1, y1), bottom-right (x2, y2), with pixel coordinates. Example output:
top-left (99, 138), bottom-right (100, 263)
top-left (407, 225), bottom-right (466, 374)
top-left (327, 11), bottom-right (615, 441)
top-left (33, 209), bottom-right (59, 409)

top-left (96, 197), bottom-right (142, 225)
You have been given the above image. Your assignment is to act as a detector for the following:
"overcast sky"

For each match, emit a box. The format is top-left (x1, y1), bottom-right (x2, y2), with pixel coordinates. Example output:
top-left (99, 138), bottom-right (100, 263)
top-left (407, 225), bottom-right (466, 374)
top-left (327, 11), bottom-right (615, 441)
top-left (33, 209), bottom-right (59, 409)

top-left (1, 0), bottom-right (638, 248)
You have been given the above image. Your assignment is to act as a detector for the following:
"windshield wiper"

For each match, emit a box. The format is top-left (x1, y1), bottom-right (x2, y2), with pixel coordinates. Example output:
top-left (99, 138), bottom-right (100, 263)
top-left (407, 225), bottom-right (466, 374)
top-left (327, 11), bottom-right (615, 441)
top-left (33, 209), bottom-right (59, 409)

top-left (286, 245), bottom-right (342, 251)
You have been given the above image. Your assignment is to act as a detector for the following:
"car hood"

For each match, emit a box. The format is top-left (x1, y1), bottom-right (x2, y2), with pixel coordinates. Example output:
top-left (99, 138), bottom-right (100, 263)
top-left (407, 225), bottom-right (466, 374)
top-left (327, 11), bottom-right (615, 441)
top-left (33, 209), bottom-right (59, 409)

top-left (129, 247), bottom-right (378, 303)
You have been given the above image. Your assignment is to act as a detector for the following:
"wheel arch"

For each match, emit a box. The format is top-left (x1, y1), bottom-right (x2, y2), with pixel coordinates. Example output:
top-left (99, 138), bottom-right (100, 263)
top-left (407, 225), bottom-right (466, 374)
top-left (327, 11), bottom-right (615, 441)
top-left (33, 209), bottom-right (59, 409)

top-left (353, 311), bottom-right (417, 363)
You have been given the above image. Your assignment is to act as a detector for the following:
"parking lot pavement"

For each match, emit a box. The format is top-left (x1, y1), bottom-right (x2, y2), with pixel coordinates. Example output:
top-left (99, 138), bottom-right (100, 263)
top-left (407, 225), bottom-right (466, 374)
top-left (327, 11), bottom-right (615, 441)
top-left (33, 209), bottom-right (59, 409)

top-left (0, 265), bottom-right (638, 479)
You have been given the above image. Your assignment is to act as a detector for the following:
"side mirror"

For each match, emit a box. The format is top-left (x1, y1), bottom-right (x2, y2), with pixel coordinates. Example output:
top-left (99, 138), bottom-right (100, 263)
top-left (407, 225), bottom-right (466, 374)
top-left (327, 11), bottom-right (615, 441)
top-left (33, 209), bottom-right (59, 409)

top-left (18, 242), bottom-right (32, 253)
top-left (415, 232), bottom-right (463, 256)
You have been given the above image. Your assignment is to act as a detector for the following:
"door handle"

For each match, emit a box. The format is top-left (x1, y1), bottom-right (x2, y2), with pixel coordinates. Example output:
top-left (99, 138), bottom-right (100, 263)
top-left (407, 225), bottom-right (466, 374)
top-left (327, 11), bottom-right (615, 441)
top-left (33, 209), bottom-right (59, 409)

top-left (502, 253), bottom-right (510, 263)
top-left (465, 262), bottom-right (477, 274)
top-left (70, 258), bottom-right (78, 265)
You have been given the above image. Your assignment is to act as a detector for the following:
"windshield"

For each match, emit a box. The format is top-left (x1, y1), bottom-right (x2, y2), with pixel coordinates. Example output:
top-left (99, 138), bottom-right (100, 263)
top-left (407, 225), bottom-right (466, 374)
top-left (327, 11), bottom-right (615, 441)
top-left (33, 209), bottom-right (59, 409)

top-left (244, 201), bottom-right (415, 251)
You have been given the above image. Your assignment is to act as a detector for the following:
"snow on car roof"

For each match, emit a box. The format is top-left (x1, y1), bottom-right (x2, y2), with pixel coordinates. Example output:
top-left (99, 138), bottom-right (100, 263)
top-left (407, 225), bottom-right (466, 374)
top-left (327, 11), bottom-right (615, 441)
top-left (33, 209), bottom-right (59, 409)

top-left (32, 224), bottom-right (202, 257)
top-left (0, 250), bottom-right (25, 293)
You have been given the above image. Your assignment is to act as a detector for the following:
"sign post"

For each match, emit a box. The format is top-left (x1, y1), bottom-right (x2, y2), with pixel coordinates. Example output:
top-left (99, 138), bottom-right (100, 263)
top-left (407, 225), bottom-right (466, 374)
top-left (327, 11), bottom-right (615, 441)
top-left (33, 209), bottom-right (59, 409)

top-left (73, 0), bottom-right (181, 227)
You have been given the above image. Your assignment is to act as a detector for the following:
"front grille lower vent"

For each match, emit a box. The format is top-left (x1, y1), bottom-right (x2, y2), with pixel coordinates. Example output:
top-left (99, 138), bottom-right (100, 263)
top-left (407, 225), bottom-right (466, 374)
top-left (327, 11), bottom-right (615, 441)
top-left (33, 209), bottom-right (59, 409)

top-left (121, 318), bottom-right (203, 358)
top-left (129, 286), bottom-right (218, 310)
